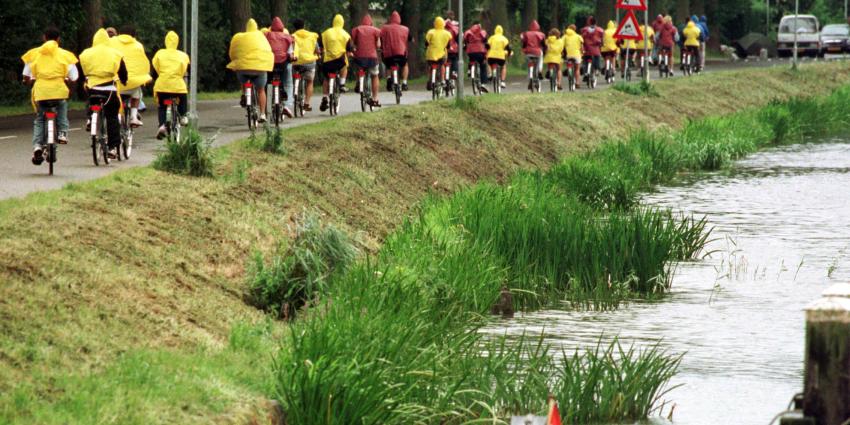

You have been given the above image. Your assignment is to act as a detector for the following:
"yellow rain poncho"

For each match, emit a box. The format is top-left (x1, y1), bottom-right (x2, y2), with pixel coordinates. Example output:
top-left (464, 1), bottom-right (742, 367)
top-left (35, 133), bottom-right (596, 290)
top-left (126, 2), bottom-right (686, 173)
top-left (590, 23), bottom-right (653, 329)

top-left (563, 28), bottom-right (583, 59)
top-left (108, 34), bottom-right (152, 90)
top-left (543, 35), bottom-right (565, 64)
top-left (683, 21), bottom-right (701, 47)
top-left (321, 14), bottom-right (351, 62)
top-left (635, 25), bottom-right (655, 50)
top-left (29, 41), bottom-right (78, 102)
top-left (152, 31), bottom-right (190, 95)
top-left (293, 29), bottom-right (320, 64)
top-left (602, 21), bottom-right (618, 53)
top-left (486, 25), bottom-right (510, 60)
top-left (227, 19), bottom-right (274, 71)
top-left (424, 17), bottom-right (452, 61)
top-left (80, 29), bottom-right (124, 87)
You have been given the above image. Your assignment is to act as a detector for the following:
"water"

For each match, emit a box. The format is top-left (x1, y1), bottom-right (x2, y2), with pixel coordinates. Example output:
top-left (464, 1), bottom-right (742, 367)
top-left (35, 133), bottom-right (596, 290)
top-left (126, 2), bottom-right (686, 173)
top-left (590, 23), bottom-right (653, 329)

top-left (485, 140), bottom-right (850, 424)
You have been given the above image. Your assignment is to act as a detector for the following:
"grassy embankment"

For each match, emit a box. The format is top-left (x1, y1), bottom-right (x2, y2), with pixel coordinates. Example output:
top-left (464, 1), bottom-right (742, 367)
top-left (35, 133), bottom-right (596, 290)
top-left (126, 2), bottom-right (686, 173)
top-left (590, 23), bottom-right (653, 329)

top-left (1, 62), bottom-right (848, 423)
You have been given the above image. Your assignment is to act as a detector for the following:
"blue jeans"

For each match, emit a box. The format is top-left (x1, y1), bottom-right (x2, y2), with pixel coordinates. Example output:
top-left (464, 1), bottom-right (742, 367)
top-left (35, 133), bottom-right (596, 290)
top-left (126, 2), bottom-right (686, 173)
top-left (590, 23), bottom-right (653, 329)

top-left (269, 63), bottom-right (294, 110)
top-left (32, 100), bottom-right (69, 148)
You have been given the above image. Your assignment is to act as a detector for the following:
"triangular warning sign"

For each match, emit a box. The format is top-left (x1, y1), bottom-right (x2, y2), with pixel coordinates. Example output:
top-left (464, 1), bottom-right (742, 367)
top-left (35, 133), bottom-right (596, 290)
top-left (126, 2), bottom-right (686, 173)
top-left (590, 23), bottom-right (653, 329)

top-left (614, 10), bottom-right (644, 41)
top-left (616, 0), bottom-right (647, 10)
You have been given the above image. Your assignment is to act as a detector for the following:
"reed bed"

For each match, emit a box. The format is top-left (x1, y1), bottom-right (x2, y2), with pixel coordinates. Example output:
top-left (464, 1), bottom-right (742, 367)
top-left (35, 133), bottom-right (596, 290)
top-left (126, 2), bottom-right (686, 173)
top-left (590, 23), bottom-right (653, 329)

top-left (269, 88), bottom-right (850, 423)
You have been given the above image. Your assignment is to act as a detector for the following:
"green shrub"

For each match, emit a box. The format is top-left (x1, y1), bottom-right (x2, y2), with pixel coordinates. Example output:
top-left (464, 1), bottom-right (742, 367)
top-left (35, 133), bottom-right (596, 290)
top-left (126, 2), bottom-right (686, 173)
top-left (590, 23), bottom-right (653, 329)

top-left (248, 212), bottom-right (356, 318)
top-left (612, 80), bottom-right (659, 97)
top-left (261, 125), bottom-right (286, 154)
top-left (152, 127), bottom-right (215, 177)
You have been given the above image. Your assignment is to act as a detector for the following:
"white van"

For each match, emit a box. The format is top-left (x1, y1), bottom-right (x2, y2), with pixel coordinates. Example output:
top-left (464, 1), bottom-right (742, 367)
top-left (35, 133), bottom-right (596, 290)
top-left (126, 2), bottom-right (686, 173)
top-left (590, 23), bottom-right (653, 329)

top-left (777, 15), bottom-right (821, 57)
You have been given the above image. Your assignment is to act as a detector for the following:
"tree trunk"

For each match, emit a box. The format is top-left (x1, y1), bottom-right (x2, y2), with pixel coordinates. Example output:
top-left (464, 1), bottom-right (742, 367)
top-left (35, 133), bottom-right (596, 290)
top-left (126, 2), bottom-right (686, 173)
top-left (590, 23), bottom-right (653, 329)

top-left (349, 0), bottom-right (369, 28)
top-left (522, 0), bottom-right (538, 31)
top-left (402, 0), bottom-right (423, 77)
top-left (690, 0), bottom-right (705, 15)
top-left (229, 0), bottom-right (252, 35)
top-left (270, 0), bottom-right (287, 20)
top-left (550, 0), bottom-right (560, 30)
top-left (596, 0), bottom-right (615, 25)
top-left (78, 0), bottom-right (102, 51)
top-left (675, 0), bottom-right (690, 24)
top-left (490, 0), bottom-right (510, 33)
top-left (705, 0), bottom-right (720, 49)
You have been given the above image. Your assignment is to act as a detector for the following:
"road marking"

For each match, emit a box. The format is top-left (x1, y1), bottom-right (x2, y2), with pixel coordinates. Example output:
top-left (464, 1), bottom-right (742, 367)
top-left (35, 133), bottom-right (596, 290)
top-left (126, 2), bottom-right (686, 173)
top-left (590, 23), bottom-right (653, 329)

top-left (69, 127), bottom-right (81, 131)
top-left (0, 135), bottom-right (17, 140)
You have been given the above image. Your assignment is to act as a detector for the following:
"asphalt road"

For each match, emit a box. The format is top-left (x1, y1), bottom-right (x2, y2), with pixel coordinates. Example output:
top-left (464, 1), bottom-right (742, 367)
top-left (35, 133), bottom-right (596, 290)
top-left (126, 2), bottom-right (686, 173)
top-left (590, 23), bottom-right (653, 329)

top-left (0, 58), bottom-right (816, 200)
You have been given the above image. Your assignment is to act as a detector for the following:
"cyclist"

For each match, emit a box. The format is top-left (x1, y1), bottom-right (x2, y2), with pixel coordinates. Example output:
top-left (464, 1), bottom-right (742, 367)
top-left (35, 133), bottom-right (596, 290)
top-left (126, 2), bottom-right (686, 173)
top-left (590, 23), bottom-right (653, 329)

top-left (108, 25), bottom-right (152, 128)
top-left (521, 20), bottom-right (545, 90)
top-left (152, 31), bottom-right (190, 140)
top-left (486, 24), bottom-right (511, 89)
top-left (657, 16), bottom-right (678, 77)
top-left (542, 28), bottom-right (564, 90)
top-left (445, 10), bottom-right (461, 81)
top-left (580, 16), bottom-right (603, 85)
top-left (634, 21), bottom-right (655, 75)
top-left (651, 14), bottom-right (664, 64)
top-left (380, 11), bottom-right (412, 92)
top-left (424, 16), bottom-right (452, 91)
top-left (698, 15), bottom-right (710, 70)
top-left (227, 18), bottom-right (274, 123)
top-left (351, 13), bottom-right (382, 107)
top-left (79, 28), bottom-right (128, 159)
top-left (22, 27), bottom-right (79, 165)
top-left (601, 20), bottom-right (618, 78)
top-left (562, 24), bottom-right (583, 87)
top-left (682, 17), bottom-right (702, 72)
top-left (319, 14), bottom-right (352, 112)
top-left (266, 17), bottom-right (296, 118)
top-left (618, 34), bottom-right (636, 77)
top-left (292, 19), bottom-right (319, 112)
top-left (463, 21), bottom-right (489, 92)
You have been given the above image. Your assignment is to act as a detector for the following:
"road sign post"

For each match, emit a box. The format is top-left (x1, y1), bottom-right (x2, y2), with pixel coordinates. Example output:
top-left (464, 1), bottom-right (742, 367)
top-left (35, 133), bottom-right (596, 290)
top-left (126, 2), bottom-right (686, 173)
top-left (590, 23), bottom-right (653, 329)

top-left (189, 0), bottom-right (198, 125)
top-left (616, 0), bottom-right (648, 83)
top-left (457, 0), bottom-right (464, 100)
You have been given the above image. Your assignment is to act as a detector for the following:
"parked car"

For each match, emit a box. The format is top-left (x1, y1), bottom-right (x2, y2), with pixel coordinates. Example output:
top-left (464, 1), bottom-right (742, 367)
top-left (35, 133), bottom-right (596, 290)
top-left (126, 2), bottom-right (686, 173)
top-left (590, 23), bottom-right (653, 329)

top-left (777, 14), bottom-right (821, 57)
top-left (820, 23), bottom-right (850, 55)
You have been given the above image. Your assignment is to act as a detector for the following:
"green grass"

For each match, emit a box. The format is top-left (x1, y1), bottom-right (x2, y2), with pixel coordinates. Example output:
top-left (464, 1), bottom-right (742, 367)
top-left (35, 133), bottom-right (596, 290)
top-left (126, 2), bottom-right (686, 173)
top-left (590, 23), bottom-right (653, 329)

top-left (152, 126), bottom-right (216, 176)
top-left (0, 100), bottom-right (87, 117)
top-left (2, 63), bottom-right (850, 423)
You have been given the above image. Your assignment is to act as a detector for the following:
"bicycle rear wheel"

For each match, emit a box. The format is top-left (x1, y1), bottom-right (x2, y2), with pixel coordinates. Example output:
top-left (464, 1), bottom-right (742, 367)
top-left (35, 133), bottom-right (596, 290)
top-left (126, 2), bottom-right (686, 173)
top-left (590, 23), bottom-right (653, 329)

top-left (48, 143), bottom-right (55, 176)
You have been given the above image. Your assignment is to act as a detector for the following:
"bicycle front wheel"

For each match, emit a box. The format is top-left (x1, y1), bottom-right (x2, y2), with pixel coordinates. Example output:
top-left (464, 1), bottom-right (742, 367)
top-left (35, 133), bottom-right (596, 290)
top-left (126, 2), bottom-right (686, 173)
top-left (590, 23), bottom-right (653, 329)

top-left (100, 138), bottom-right (110, 165)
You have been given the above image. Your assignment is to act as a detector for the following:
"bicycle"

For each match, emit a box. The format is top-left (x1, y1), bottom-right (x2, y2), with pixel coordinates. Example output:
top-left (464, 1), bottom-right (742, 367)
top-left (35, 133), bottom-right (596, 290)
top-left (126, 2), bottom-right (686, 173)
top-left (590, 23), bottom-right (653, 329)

top-left (658, 48), bottom-right (672, 78)
top-left (162, 96), bottom-right (182, 141)
top-left (469, 61), bottom-right (483, 96)
top-left (269, 74), bottom-right (284, 128)
top-left (119, 95), bottom-right (134, 160)
top-left (88, 94), bottom-right (111, 166)
top-left (357, 68), bottom-right (374, 112)
top-left (637, 52), bottom-right (649, 80)
top-left (443, 65), bottom-right (456, 98)
top-left (603, 55), bottom-right (616, 84)
top-left (547, 63), bottom-right (560, 92)
top-left (582, 57), bottom-right (597, 89)
top-left (564, 59), bottom-right (578, 92)
top-left (683, 47), bottom-right (695, 77)
top-left (326, 72), bottom-right (342, 115)
top-left (292, 71), bottom-right (305, 117)
top-left (622, 51), bottom-right (633, 82)
top-left (527, 57), bottom-right (541, 93)
top-left (37, 101), bottom-right (60, 175)
top-left (388, 64), bottom-right (402, 104)
top-left (490, 63), bottom-right (503, 94)
top-left (429, 62), bottom-right (445, 100)
top-left (242, 81), bottom-right (259, 131)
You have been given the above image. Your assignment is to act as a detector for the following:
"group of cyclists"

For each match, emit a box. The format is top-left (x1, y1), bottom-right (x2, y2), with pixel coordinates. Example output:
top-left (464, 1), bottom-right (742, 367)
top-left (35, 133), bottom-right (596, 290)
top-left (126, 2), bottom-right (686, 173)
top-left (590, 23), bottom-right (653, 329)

top-left (19, 11), bottom-right (709, 168)
top-left (21, 25), bottom-right (189, 166)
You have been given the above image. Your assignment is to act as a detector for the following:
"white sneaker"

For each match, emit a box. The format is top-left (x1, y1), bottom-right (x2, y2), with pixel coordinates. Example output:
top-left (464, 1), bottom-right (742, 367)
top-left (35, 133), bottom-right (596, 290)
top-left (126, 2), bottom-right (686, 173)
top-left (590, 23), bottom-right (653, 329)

top-left (179, 116), bottom-right (189, 126)
top-left (130, 117), bottom-right (143, 127)
top-left (156, 125), bottom-right (167, 140)
top-left (57, 132), bottom-right (68, 144)
top-left (500, 82), bottom-right (506, 89)
top-left (258, 113), bottom-right (267, 123)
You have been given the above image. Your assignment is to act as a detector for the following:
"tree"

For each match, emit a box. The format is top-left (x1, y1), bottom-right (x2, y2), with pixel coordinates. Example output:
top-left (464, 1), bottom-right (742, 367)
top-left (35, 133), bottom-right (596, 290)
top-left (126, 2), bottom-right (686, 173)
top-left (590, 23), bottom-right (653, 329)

top-left (691, 0), bottom-right (705, 15)
top-left (78, 0), bottom-right (102, 50)
top-left (675, 0), bottom-right (690, 23)
top-left (522, 0), bottom-right (539, 30)
top-left (596, 0), bottom-right (615, 24)
top-left (349, 0), bottom-right (370, 27)
top-left (490, 0), bottom-right (510, 32)
top-left (229, 0), bottom-right (251, 34)
top-left (270, 0), bottom-right (287, 20)
top-left (401, 0), bottom-right (424, 76)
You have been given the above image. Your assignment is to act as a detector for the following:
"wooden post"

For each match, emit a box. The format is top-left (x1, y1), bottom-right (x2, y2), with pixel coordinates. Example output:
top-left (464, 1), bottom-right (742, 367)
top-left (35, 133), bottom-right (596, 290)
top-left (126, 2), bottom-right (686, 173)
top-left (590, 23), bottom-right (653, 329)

top-left (803, 283), bottom-right (850, 424)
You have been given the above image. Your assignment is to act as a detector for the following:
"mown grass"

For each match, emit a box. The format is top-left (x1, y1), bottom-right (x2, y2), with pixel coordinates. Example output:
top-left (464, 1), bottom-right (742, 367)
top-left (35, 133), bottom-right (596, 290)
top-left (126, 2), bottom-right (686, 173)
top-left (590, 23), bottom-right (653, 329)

top-left (1, 63), bottom-right (849, 424)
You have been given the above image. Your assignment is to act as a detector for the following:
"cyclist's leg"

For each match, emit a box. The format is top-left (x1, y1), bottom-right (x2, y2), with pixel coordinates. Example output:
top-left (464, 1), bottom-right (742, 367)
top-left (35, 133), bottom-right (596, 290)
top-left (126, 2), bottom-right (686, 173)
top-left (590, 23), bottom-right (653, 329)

top-left (300, 63), bottom-right (316, 107)
top-left (282, 63), bottom-right (294, 111)
top-left (369, 61), bottom-right (380, 101)
top-left (252, 73), bottom-right (268, 116)
top-left (128, 87), bottom-right (143, 125)
top-left (104, 92), bottom-right (122, 150)
top-left (32, 103), bottom-right (45, 150)
top-left (593, 55), bottom-right (601, 75)
top-left (448, 54), bottom-right (459, 78)
top-left (157, 94), bottom-right (168, 127)
top-left (500, 59), bottom-right (507, 82)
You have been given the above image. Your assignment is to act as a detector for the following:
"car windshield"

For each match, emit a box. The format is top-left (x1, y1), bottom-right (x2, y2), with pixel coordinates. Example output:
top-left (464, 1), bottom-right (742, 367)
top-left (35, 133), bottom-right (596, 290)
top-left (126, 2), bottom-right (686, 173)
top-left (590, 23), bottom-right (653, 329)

top-left (779, 17), bottom-right (818, 33)
top-left (822, 25), bottom-right (849, 36)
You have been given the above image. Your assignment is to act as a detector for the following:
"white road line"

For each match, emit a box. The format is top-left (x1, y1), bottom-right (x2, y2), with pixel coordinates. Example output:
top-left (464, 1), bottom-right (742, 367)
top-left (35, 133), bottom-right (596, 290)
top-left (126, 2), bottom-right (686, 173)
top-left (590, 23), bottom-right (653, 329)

top-left (69, 127), bottom-right (81, 131)
top-left (0, 135), bottom-right (17, 140)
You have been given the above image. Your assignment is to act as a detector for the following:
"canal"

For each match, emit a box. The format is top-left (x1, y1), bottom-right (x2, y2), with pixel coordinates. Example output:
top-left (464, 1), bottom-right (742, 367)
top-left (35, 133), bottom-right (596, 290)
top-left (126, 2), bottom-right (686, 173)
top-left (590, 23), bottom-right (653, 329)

top-left (485, 139), bottom-right (850, 424)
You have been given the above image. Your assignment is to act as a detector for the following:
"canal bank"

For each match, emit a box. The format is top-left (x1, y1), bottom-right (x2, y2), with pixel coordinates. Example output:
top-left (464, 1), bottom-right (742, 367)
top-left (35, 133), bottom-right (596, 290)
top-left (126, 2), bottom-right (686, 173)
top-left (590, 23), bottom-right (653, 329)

top-left (2, 64), bottom-right (850, 423)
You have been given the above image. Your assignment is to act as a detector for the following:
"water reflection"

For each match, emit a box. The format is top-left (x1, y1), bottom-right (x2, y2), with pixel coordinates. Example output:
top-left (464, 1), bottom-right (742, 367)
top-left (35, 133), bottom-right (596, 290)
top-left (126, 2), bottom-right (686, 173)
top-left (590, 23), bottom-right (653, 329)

top-left (483, 140), bottom-right (850, 424)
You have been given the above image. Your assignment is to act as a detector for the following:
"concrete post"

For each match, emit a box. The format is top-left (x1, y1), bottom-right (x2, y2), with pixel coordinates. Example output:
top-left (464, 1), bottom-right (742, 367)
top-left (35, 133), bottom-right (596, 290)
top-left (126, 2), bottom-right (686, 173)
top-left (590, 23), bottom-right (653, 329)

top-left (803, 283), bottom-right (850, 424)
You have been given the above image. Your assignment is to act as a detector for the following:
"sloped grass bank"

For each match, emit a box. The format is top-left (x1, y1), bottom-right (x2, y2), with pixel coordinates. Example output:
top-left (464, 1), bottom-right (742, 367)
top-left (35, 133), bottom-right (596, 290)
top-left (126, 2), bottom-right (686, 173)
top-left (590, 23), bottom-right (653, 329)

top-left (271, 82), bottom-right (850, 423)
top-left (1, 63), bottom-right (849, 423)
